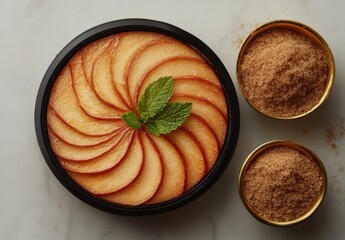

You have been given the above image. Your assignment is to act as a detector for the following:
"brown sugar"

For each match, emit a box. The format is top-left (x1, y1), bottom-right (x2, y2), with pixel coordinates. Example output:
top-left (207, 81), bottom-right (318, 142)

top-left (243, 146), bottom-right (323, 222)
top-left (238, 28), bottom-right (329, 117)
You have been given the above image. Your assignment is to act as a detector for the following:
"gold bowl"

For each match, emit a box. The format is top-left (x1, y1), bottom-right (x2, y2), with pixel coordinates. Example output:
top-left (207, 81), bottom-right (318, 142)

top-left (238, 140), bottom-right (327, 226)
top-left (236, 20), bottom-right (335, 120)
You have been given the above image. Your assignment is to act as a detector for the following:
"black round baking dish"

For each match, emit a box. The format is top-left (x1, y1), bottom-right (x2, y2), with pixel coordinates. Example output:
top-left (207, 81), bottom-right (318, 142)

top-left (35, 18), bottom-right (240, 215)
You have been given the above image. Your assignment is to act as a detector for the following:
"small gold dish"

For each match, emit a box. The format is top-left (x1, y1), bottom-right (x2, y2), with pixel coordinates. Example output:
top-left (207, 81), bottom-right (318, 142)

top-left (238, 140), bottom-right (327, 227)
top-left (236, 20), bottom-right (335, 120)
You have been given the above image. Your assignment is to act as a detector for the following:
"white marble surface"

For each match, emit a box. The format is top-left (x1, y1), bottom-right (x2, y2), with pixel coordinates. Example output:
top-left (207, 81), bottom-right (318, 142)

top-left (1, 0), bottom-right (345, 239)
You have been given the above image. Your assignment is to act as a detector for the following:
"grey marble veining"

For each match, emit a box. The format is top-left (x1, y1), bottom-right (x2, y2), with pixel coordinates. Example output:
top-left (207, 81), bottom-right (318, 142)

top-left (1, 0), bottom-right (345, 239)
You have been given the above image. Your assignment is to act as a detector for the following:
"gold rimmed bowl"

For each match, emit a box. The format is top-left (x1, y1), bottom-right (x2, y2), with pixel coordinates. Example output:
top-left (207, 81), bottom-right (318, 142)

top-left (236, 20), bottom-right (335, 120)
top-left (238, 140), bottom-right (327, 227)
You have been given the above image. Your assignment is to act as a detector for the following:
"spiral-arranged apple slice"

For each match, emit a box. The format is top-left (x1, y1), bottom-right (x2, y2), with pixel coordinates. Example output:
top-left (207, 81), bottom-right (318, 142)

top-left (181, 115), bottom-right (219, 170)
top-left (68, 132), bottom-right (143, 195)
top-left (92, 42), bottom-right (130, 110)
top-left (171, 95), bottom-right (227, 144)
top-left (166, 128), bottom-right (206, 190)
top-left (59, 130), bottom-right (134, 173)
top-left (112, 32), bottom-right (166, 108)
top-left (82, 35), bottom-right (113, 85)
top-left (49, 66), bottom-right (122, 136)
top-left (47, 32), bottom-right (229, 206)
top-left (100, 131), bottom-right (163, 205)
top-left (173, 77), bottom-right (227, 116)
top-left (126, 40), bottom-right (203, 107)
top-left (47, 108), bottom-right (116, 147)
top-left (145, 135), bottom-right (186, 204)
top-left (48, 127), bottom-right (127, 161)
top-left (70, 53), bottom-right (124, 119)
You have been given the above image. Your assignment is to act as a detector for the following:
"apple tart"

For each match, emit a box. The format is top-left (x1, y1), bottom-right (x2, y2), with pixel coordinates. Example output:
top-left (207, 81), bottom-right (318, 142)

top-left (47, 32), bottom-right (228, 205)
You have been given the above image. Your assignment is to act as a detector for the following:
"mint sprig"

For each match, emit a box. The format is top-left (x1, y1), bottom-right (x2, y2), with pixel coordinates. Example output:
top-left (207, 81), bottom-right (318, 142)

top-left (138, 76), bottom-right (173, 123)
top-left (120, 112), bottom-right (142, 130)
top-left (121, 76), bottom-right (192, 135)
top-left (146, 102), bottom-right (192, 135)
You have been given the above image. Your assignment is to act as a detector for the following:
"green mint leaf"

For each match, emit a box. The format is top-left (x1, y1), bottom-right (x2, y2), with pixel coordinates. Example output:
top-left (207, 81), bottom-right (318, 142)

top-left (121, 112), bottom-right (142, 130)
top-left (138, 76), bottom-right (173, 122)
top-left (146, 102), bottom-right (192, 136)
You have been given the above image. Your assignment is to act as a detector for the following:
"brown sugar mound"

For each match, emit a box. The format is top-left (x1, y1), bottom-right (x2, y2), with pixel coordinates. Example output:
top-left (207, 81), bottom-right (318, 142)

top-left (239, 28), bottom-right (329, 117)
top-left (243, 146), bottom-right (323, 222)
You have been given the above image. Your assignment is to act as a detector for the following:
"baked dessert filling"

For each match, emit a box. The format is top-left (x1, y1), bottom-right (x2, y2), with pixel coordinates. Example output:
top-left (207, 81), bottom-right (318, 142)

top-left (47, 31), bottom-right (228, 205)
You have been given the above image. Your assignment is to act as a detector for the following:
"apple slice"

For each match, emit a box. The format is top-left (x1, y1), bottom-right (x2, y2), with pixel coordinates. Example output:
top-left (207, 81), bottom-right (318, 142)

top-left (99, 130), bottom-right (163, 205)
top-left (47, 108), bottom-right (116, 147)
top-left (135, 57), bottom-right (222, 103)
top-left (173, 77), bottom-right (227, 117)
top-left (48, 127), bottom-right (128, 161)
top-left (49, 66), bottom-right (122, 136)
top-left (92, 46), bottom-right (130, 110)
top-left (59, 130), bottom-right (134, 173)
top-left (70, 53), bottom-right (124, 119)
top-left (126, 41), bottom-right (203, 105)
top-left (171, 96), bottom-right (227, 146)
top-left (166, 129), bottom-right (206, 191)
top-left (67, 132), bottom-right (143, 195)
top-left (112, 32), bottom-right (165, 108)
top-left (145, 134), bottom-right (186, 204)
top-left (82, 35), bottom-right (114, 85)
top-left (182, 115), bottom-right (219, 171)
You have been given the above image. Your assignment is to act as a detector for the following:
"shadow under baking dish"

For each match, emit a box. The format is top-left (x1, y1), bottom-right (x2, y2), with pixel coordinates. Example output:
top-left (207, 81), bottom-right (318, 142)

top-left (34, 19), bottom-right (240, 215)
